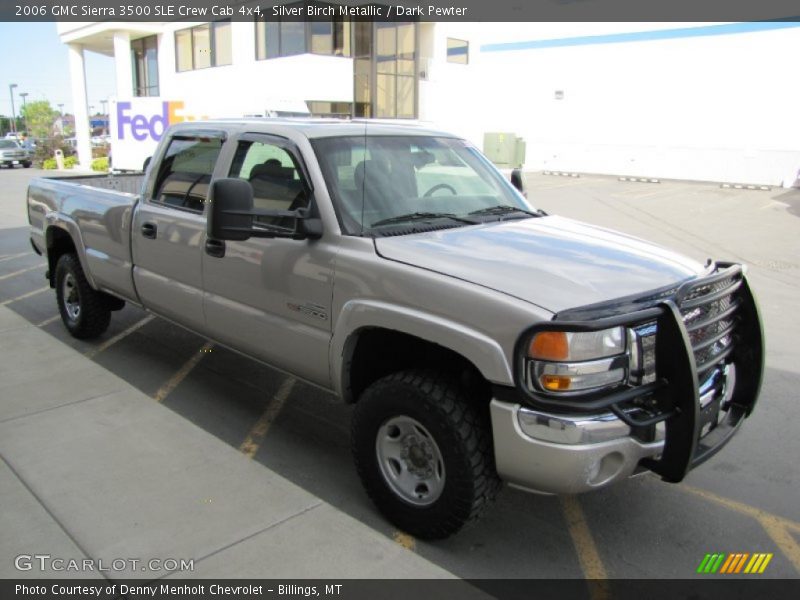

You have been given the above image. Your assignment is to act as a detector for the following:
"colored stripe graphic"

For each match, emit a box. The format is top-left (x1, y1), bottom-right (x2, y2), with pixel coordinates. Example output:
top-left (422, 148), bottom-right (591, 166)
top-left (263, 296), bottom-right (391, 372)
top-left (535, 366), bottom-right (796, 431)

top-left (735, 553), bottom-right (750, 573)
top-left (719, 553), bottom-right (735, 573)
top-left (758, 554), bottom-right (773, 573)
top-left (697, 554), bottom-right (713, 573)
top-left (711, 553), bottom-right (726, 573)
top-left (723, 553), bottom-right (740, 573)
top-left (698, 553), bottom-right (773, 574)
top-left (481, 21), bottom-right (800, 54)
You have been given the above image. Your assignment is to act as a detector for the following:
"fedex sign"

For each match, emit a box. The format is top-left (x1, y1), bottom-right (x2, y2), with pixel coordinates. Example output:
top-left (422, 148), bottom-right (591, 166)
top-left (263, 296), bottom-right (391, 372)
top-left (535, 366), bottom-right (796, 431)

top-left (110, 98), bottom-right (210, 170)
top-left (116, 100), bottom-right (187, 141)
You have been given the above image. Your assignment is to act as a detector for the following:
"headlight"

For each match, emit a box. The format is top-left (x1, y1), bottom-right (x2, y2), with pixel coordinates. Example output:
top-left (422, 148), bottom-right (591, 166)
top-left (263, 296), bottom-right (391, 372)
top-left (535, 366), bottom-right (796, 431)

top-left (526, 327), bottom-right (628, 393)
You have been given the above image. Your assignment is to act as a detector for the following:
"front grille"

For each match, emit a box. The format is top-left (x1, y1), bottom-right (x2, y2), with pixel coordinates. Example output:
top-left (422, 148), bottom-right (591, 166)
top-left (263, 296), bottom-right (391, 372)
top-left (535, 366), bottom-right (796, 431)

top-left (632, 322), bottom-right (657, 385)
top-left (630, 268), bottom-right (742, 388)
top-left (678, 270), bottom-right (742, 380)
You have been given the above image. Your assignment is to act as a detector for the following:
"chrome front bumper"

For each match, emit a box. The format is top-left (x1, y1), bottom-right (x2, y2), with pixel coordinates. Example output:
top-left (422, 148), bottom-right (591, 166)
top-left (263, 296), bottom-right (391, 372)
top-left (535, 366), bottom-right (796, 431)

top-left (490, 361), bottom-right (739, 494)
top-left (489, 400), bottom-right (664, 494)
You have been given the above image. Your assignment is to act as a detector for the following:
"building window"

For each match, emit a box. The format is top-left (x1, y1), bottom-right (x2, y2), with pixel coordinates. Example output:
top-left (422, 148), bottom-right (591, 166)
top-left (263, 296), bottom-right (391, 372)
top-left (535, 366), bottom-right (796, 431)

top-left (353, 21), bottom-right (417, 119)
top-left (132, 35), bottom-right (159, 96)
top-left (375, 22), bottom-right (416, 118)
top-left (446, 38), bottom-right (468, 64)
top-left (175, 21), bottom-right (232, 72)
top-left (306, 101), bottom-right (353, 118)
top-left (255, 6), bottom-right (351, 60)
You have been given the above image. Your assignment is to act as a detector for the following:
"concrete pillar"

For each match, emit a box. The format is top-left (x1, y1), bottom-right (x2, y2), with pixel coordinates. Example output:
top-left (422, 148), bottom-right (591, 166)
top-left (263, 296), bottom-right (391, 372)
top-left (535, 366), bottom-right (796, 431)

top-left (113, 31), bottom-right (133, 99)
top-left (67, 43), bottom-right (92, 170)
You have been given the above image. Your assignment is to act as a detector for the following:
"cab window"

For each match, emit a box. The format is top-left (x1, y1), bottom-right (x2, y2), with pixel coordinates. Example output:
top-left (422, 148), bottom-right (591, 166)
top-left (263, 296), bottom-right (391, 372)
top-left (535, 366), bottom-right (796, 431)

top-left (228, 140), bottom-right (310, 228)
top-left (152, 136), bottom-right (223, 213)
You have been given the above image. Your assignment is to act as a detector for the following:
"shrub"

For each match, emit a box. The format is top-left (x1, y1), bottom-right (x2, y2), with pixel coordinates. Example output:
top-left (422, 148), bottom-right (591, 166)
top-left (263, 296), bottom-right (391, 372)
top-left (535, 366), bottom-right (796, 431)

top-left (34, 136), bottom-right (75, 167)
top-left (42, 158), bottom-right (57, 170)
top-left (91, 157), bottom-right (109, 172)
top-left (64, 156), bottom-right (77, 169)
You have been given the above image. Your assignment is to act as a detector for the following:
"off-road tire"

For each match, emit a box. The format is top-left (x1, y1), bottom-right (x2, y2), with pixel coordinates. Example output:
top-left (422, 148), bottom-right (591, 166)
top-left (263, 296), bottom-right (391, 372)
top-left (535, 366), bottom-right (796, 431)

top-left (352, 369), bottom-right (501, 539)
top-left (55, 253), bottom-right (111, 339)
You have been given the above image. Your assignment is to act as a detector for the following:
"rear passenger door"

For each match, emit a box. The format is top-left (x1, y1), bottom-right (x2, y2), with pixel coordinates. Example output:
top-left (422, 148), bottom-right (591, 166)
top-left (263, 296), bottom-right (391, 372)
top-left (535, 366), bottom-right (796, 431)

top-left (201, 133), bottom-right (336, 388)
top-left (132, 132), bottom-right (224, 331)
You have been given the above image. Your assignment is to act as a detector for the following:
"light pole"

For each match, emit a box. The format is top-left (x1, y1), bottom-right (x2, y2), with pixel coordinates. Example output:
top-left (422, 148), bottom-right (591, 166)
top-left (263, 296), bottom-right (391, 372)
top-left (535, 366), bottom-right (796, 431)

top-left (57, 104), bottom-right (65, 136)
top-left (8, 83), bottom-right (17, 134)
top-left (19, 92), bottom-right (28, 135)
top-left (100, 99), bottom-right (108, 135)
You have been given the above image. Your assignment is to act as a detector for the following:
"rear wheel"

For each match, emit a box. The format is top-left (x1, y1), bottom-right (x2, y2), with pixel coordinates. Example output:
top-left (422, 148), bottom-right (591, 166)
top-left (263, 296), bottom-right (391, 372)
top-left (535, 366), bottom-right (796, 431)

top-left (23, 161), bottom-right (32, 168)
top-left (55, 253), bottom-right (111, 339)
top-left (352, 369), bottom-right (500, 539)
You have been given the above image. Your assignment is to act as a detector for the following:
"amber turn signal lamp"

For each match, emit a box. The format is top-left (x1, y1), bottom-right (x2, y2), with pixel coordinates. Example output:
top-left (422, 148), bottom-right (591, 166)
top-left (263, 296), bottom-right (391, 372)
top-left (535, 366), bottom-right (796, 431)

top-left (529, 331), bottom-right (569, 361)
top-left (540, 375), bottom-right (572, 391)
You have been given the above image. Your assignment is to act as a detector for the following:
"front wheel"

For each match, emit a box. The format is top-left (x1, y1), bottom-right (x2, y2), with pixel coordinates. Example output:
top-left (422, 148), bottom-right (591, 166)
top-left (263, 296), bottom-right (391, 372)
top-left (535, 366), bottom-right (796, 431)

top-left (55, 253), bottom-right (111, 339)
top-left (351, 370), bottom-right (500, 539)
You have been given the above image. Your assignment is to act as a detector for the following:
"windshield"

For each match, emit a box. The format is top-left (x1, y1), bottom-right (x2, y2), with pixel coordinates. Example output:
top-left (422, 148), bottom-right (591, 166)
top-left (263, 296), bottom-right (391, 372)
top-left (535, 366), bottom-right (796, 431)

top-left (0, 140), bottom-right (20, 149)
top-left (312, 135), bottom-right (533, 236)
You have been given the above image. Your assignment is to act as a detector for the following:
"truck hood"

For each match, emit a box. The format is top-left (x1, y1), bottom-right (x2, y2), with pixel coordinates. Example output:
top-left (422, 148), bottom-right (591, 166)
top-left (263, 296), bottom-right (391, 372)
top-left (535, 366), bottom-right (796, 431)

top-left (374, 216), bottom-right (706, 314)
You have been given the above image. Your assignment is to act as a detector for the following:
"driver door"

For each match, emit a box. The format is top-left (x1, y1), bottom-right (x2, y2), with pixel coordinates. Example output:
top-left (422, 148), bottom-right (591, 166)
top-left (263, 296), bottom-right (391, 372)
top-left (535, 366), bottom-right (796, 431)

top-left (201, 134), bottom-right (336, 388)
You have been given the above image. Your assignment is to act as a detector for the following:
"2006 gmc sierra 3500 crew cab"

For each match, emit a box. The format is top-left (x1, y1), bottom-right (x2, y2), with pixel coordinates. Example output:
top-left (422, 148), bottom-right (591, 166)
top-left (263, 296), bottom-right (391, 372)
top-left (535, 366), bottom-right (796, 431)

top-left (27, 120), bottom-right (764, 539)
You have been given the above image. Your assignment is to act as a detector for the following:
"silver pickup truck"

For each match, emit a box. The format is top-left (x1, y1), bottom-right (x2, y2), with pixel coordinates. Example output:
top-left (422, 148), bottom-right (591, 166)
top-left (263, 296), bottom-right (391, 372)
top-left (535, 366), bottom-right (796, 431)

top-left (27, 120), bottom-right (764, 539)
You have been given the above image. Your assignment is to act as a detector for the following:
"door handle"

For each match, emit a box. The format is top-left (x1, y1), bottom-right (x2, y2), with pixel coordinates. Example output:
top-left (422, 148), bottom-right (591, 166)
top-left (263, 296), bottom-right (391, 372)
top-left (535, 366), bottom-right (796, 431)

top-left (205, 238), bottom-right (226, 258)
top-left (141, 222), bottom-right (157, 239)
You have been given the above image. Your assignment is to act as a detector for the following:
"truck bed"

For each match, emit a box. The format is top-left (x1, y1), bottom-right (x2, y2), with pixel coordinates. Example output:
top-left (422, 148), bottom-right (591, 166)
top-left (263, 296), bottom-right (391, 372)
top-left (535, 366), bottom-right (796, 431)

top-left (27, 174), bottom-right (142, 303)
top-left (44, 172), bottom-right (145, 195)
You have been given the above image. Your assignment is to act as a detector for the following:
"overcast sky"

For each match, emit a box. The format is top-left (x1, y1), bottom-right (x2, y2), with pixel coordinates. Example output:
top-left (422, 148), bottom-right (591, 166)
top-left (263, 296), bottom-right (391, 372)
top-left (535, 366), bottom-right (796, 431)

top-left (0, 22), bottom-right (115, 116)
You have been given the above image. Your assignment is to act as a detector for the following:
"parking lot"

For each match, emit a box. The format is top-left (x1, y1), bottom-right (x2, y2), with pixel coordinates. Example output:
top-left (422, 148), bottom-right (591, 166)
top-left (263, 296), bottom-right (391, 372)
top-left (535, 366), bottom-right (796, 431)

top-left (1, 166), bottom-right (799, 581)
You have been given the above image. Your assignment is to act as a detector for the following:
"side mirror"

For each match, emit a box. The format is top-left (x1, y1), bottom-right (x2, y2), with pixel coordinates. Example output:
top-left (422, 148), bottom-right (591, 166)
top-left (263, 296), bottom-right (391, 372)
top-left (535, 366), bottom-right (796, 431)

top-left (207, 177), bottom-right (323, 241)
top-left (208, 178), bottom-right (254, 241)
top-left (510, 168), bottom-right (527, 198)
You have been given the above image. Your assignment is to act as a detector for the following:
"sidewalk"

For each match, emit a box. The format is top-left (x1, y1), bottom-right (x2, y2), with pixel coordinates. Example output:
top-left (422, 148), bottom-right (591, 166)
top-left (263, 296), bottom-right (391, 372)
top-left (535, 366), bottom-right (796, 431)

top-left (0, 305), bottom-right (452, 580)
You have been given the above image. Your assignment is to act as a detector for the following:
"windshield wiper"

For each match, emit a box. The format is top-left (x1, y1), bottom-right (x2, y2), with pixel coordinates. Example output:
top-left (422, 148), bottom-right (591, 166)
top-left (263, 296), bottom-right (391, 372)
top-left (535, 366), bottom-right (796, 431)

top-left (468, 205), bottom-right (543, 219)
top-left (371, 212), bottom-right (477, 227)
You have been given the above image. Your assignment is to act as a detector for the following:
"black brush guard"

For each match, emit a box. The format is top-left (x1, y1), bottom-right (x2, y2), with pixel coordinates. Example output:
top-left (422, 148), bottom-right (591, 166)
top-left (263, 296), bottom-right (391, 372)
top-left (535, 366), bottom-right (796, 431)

top-left (512, 262), bottom-right (764, 483)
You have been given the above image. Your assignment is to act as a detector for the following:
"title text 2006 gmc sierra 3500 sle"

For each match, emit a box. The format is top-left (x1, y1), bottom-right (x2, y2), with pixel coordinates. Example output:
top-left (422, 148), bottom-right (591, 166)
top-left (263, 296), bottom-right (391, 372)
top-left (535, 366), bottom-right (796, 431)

top-left (27, 120), bottom-right (763, 538)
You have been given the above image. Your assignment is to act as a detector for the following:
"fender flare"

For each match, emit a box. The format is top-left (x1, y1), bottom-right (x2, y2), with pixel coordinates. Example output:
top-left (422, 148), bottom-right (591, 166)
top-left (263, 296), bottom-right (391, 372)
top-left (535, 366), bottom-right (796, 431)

top-left (330, 299), bottom-right (515, 400)
top-left (44, 213), bottom-right (97, 290)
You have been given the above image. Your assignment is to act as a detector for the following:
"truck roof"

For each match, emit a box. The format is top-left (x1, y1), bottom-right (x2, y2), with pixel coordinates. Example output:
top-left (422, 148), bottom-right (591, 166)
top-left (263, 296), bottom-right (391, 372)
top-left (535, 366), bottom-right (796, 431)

top-left (168, 118), bottom-right (458, 140)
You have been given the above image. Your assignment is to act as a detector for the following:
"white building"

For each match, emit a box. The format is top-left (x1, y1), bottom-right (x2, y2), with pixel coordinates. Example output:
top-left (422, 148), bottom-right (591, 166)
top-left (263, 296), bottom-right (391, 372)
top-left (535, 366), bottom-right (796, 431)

top-left (58, 16), bottom-right (800, 185)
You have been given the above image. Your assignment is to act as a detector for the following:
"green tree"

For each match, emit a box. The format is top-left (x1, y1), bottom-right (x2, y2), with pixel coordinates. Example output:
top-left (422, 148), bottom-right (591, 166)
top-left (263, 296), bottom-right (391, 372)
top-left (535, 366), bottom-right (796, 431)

top-left (20, 101), bottom-right (59, 139)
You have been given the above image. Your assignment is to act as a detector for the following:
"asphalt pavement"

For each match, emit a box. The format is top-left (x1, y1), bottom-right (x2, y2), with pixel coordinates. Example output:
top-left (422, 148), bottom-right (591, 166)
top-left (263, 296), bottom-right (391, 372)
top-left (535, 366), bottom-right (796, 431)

top-left (0, 166), bottom-right (798, 584)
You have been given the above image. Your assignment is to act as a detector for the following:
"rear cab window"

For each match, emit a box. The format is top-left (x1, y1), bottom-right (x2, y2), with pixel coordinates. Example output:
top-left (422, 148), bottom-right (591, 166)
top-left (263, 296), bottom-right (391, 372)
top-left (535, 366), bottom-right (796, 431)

top-left (151, 136), bottom-right (224, 213)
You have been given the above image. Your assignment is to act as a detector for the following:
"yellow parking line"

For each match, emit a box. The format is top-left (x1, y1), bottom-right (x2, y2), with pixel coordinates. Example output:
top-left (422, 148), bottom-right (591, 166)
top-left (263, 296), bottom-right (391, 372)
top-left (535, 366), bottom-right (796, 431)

top-left (239, 377), bottom-right (296, 458)
top-left (680, 484), bottom-right (800, 574)
top-left (0, 264), bottom-right (43, 281)
top-left (0, 252), bottom-right (29, 262)
top-left (560, 495), bottom-right (610, 600)
top-left (392, 531), bottom-right (416, 551)
top-left (679, 484), bottom-right (800, 533)
top-left (756, 517), bottom-right (800, 574)
top-left (152, 341), bottom-right (213, 403)
top-left (36, 314), bottom-right (61, 327)
top-left (84, 315), bottom-right (155, 359)
top-left (1, 286), bottom-right (49, 306)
